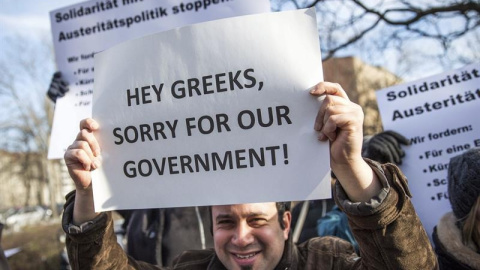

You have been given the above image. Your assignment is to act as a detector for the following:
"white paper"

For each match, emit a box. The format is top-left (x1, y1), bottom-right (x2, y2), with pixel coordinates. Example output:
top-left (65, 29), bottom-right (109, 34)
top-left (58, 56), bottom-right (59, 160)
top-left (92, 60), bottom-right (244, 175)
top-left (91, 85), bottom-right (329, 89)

top-left (91, 8), bottom-right (330, 211)
top-left (47, 0), bottom-right (271, 159)
top-left (376, 62), bottom-right (480, 239)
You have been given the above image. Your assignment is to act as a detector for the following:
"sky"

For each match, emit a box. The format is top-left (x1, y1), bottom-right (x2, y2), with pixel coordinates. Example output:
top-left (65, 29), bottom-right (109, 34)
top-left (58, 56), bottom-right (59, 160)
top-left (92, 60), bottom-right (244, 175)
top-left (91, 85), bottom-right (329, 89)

top-left (0, 0), bottom-right (83, 72)
top-left (0, 0), bottom-right (81, 37)
top-left (0, 0), bottom-right (82, 148)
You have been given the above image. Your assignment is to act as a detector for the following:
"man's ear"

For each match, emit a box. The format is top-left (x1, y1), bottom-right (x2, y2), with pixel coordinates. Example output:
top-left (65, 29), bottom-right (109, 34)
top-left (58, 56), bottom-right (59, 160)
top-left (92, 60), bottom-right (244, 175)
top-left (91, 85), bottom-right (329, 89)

top-left (282, 211), bottom-right (292, 240)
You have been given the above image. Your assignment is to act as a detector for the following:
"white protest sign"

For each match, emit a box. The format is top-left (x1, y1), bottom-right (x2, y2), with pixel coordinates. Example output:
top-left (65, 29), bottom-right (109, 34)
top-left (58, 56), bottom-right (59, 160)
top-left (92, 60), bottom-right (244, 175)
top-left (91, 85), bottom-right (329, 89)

top-left (376, 63), bottom-right (480, 239)
top-left (91, 8), bottom-right (331, 211)
top-left (47, 0), bottom-right (271, 159)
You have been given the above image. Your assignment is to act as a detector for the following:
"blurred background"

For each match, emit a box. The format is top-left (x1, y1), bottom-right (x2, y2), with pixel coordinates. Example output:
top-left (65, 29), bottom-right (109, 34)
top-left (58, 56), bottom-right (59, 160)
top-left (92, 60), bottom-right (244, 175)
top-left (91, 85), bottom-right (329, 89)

top-left (0, 0), bottom-right (479, 269)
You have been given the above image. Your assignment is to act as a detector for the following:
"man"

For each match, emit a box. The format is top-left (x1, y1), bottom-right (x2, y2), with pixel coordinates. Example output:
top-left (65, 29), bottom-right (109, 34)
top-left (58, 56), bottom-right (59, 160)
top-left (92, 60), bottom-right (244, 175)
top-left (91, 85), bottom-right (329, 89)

top-left (62, 82), bottom-right (437, 269)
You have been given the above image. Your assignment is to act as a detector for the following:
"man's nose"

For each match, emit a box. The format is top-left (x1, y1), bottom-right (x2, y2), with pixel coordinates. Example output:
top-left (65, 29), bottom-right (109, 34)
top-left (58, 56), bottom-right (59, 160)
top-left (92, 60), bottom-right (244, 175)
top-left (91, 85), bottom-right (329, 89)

top-left (231, 222), bottom-right (254, 247)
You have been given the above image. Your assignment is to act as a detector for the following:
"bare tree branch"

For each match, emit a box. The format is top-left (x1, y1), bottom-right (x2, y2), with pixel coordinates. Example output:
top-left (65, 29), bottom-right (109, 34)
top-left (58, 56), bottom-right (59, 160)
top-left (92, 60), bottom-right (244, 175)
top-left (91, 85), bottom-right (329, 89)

top-left (270, 0), bottom-right (480, 79)
top-left (0, 34), bottom-right (56, 208)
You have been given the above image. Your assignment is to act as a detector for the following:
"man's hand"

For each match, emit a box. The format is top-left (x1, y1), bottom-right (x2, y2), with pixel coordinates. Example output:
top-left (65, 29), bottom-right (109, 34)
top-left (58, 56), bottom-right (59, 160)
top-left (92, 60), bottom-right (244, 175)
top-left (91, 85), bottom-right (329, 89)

top-left (310, 82), bottom-right (380, 202)
top-left (310, 82), bottom-right (363, 167)
top-left (64, 118), bottom-right (101, 224)
top-left (47, 71), bottom-right (69, 103)
top-left (362, 130), bottom-right (410, 165)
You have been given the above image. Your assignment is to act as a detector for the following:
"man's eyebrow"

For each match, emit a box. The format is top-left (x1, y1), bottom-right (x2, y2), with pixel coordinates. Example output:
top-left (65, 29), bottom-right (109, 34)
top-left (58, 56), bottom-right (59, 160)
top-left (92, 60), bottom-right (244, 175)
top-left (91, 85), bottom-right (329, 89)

top-left (246, 212), bottom-right (269, 218)
top-left (215, 214), bottom-right (233, 220)
top-left (215, 211), bottom-right (269, 221)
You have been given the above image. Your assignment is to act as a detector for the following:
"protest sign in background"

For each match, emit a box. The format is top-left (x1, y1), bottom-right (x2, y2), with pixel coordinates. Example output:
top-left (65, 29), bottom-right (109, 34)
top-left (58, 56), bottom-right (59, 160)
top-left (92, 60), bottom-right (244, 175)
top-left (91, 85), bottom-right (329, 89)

top-left (376, 62), bottom-right (480, 239)
top-left (48, 0), bottom-right (270, 159)
top-left (91, 8), bottom-right (331, 211)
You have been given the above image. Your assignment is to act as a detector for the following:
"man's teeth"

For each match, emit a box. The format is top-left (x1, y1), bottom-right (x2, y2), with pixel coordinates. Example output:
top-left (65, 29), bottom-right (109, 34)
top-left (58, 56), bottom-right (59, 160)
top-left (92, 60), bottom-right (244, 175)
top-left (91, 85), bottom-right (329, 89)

top-left (236, 253), bottom-right (257, 259)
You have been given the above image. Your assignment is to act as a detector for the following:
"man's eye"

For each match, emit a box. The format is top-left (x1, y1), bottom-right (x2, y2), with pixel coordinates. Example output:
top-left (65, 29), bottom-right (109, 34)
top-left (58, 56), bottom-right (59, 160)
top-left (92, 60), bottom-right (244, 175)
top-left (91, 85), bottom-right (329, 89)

top-left (217, 220), bottom-right (233, 225)
top-left (250, 218), bottom-right (267, 226)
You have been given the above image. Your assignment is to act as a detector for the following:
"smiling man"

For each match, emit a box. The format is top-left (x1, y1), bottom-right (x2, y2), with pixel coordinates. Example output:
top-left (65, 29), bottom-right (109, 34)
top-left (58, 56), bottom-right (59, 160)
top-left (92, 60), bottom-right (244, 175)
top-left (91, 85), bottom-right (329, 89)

top-left (212, 203), bottom-right (290, 270)
top-left (62, 82), bottom-right (437, 269)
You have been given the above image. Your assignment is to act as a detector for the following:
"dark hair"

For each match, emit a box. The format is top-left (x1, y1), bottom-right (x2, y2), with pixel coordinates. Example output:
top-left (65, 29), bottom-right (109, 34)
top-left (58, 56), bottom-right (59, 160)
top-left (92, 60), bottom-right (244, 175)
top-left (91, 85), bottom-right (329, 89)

top-left (209, 202), bottom-right (291, 234)
top-left (276, 201), bottom-right (291, 230)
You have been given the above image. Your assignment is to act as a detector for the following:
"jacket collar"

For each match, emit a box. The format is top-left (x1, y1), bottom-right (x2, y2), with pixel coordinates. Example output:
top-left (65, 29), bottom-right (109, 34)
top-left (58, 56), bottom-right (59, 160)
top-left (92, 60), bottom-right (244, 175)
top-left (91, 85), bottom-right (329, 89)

top-left (437, 212), bottom-right (480, 269)
top-left (275, 237), bottom-right (296, 270)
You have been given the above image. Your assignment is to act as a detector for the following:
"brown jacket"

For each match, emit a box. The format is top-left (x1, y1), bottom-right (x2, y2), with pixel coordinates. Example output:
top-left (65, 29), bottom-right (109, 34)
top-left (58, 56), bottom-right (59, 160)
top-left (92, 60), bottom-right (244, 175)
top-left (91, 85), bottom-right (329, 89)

top-left (62, 160), bottom-right (438, 269)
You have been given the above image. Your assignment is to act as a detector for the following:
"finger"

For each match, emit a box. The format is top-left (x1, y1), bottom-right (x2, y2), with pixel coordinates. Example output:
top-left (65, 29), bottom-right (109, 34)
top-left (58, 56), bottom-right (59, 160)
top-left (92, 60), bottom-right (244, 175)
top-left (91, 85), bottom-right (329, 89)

top-left (384, 130), bottom-right (410, 145)
top-left (59, 83), bottom-right (69, 94)
top-left (53, 76), bottom-right (69, 89)
top-left (52, 76), bottom-right (63, 84)
top-left (323, 98), bottom-right (359, 121)
top-left (75, 128), bottom-right (101, 157)
top-left (321, 112), bottom-right (359, 142)
top-left (49, 84), bottom-right (66, 98)
top-left (68, 140), bottom-right (102, 171)
top-left (374, 134), bottom-right (400, 151)
top-left (47, 91), bottom-right (57, 103)
top-left (379, 134), bottom-right (406, 162)
top-left (320, 114), bottom-right (339, 141)
top-left (370, 147), bottom-right (392, 164)
top-left (64, 147), bottom-right (96, 171)
top-left (314, 94), bottom-right (351, 131)
top-left (49, 83), bottom-right (61, 94)
top-left (79, 118), bottom-right (100, 131)
top-left (309, 82), bottom-right (350, 101)
top-left (69, 139), bottom-right (96, 161)
top-left (77, 119), bottom-right (100, 156)
top-left (371, 138), bottom-right (399, 163)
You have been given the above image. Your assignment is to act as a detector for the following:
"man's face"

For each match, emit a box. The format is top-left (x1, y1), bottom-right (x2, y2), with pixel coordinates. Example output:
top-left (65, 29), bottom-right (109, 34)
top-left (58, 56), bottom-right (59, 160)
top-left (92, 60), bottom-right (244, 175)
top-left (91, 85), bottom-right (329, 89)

top-left (212, 203), bottom-right (291, 270)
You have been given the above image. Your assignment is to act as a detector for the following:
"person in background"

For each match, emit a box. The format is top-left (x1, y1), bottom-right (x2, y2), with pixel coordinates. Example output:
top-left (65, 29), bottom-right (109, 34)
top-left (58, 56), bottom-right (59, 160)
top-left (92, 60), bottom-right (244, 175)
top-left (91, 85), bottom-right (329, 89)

top-left (432, 147), bottom-right (480, 270)
top-left (126, 207), bottom-right (213, 266)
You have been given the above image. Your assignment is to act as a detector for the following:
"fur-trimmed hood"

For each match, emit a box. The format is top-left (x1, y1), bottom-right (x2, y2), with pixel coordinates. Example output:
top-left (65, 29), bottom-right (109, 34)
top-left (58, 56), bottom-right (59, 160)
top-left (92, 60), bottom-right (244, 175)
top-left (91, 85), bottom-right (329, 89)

top-left (436, 212), bottom-right (480, 269)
